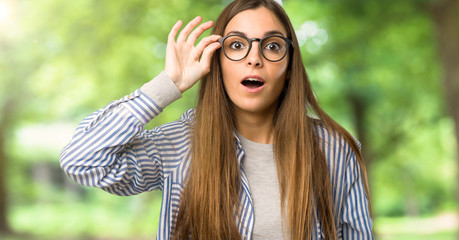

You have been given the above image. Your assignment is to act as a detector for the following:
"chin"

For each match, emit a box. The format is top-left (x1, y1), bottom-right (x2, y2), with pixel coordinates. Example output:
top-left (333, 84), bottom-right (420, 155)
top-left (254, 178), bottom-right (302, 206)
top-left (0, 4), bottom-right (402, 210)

top-left (234, 102), bottom-right (276, 115)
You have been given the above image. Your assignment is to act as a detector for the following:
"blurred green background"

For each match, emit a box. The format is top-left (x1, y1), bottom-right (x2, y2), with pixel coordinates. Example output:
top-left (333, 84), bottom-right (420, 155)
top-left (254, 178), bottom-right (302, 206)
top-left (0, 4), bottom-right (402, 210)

top-left (1, 0), bottom-right (458, 239)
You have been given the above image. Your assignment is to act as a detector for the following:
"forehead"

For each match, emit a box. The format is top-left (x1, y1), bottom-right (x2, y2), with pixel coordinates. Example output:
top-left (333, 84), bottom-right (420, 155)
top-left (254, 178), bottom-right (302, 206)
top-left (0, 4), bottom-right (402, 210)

top-left (224, 7), bottom-right (287, 37)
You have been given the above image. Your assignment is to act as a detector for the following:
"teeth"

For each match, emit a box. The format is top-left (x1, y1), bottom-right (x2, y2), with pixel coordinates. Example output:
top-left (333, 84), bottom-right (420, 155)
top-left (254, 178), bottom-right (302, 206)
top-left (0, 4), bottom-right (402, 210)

top-left (245, 78), bottom-right (261, 82)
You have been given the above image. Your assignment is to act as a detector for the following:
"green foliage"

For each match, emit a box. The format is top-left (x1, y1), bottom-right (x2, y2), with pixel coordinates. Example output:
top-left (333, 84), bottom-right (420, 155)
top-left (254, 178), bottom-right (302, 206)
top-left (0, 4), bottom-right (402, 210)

top-left (1, 0), bottom-right (457, 238)
top-left (2, 0), bottom-right (224, 123)
top-left (10, 190), bottom-right (163, 239)
top-left (285, 0), bottom-right (457, 218)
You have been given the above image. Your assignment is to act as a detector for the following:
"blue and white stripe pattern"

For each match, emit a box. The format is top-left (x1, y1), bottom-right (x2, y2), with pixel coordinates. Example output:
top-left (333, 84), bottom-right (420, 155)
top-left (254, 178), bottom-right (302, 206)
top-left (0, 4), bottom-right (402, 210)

top-left (315, 126), bottom-right (374, 239)
top-left (60, 79), bottom-right (373, 239)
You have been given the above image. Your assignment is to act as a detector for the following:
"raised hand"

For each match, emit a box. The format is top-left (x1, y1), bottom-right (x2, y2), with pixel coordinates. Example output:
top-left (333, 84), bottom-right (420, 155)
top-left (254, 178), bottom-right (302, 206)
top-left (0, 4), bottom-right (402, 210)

top-left (165, 16), bottom-right (222, 93)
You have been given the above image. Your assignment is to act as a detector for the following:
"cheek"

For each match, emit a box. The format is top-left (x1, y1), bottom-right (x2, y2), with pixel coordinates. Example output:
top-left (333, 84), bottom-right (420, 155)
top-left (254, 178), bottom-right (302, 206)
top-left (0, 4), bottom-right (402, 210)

top-left (220, 58), bottom-right (243, 90)
top-left (271, 65), bottom-right (289, 97)
top-left (220, 55), bottom-right (231, 77)
top-left (271, 62), bottom-right (289, 85)
top-left (220, 59), bottom-right (231, 89)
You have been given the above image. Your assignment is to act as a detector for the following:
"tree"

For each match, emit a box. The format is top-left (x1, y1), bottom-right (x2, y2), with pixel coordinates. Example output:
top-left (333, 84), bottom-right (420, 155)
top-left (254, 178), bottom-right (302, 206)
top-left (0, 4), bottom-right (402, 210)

top-left (285, 0), bottom-right (455, 221)
top-left (0, 13), bottom-right (42, 234)
top-left (0, 0), bottom-right (224, 236)
top-left (1, 0), bottom-right (457, 237)
top-left (428, 0), bottom-right (459, 235)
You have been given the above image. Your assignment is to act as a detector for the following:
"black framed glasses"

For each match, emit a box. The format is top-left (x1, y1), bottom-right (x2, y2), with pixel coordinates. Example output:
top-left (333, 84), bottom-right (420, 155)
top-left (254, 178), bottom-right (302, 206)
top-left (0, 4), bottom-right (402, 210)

top-left (218, 34), bottom-right (292, 62)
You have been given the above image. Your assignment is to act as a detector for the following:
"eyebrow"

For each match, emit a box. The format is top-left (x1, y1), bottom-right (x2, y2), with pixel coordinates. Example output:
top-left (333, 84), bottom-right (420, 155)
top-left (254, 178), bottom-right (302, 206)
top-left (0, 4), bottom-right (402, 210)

top-left (226, 30), bottom-right (286, 38)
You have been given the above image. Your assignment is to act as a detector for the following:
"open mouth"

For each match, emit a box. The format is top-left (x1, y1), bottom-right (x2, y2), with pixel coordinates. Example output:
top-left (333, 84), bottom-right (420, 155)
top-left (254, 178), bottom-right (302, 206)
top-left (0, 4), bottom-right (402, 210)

top-left (241, 78), bottom-right (265, 89)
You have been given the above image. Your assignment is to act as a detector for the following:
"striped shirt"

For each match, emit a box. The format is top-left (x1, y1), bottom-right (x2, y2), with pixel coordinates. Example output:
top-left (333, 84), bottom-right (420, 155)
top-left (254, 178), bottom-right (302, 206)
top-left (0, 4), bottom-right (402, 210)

top-left (60, 72), bottom-right (374, 240)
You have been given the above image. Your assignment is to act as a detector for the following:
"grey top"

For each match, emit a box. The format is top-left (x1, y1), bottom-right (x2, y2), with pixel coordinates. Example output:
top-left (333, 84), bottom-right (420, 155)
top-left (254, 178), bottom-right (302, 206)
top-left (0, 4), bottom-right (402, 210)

top-left (237, 132), bottom-right (286, 239)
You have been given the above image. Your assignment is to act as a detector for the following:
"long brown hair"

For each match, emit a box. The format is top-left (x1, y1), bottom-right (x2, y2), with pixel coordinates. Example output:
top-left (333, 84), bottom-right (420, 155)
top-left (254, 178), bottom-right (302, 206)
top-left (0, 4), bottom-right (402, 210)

top-left (174, 0), bottom-right (371, 239)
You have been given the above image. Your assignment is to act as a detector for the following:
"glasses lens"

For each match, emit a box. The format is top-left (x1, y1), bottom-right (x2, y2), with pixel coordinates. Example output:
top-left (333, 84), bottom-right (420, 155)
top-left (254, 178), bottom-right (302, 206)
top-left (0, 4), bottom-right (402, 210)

top-left (261, 36), bottom-right (288, 61)
top-left (223, 36), bottom-right (249, 61)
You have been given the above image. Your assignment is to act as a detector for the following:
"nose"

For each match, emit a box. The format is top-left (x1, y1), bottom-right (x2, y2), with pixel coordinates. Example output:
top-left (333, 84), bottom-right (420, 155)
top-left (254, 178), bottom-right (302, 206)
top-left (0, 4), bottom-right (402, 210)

top-left (246, 42), bottom-right (263, 67)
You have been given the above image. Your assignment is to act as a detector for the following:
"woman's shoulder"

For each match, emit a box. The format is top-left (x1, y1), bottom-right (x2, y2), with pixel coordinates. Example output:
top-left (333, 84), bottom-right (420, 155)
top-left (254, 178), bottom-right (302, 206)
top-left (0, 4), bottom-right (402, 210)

top-left (179, 108), bottom-right (196, 125)
top-left (312, 118), bottom-right (361, 163)
top-left (139, 108), bottom-right (195, 142)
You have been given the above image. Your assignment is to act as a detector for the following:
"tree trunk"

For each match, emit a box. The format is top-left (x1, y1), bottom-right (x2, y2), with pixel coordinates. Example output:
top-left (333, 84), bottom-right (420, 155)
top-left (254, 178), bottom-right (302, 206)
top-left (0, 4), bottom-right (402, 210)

top-left (428, 0), bottom-right (459, 238)
top-left (0, 96), bottom-right (15, 235)
top-left (349, 94), bottom-right (372, 169)
top-left (0, 122), bottom-right (11, 234)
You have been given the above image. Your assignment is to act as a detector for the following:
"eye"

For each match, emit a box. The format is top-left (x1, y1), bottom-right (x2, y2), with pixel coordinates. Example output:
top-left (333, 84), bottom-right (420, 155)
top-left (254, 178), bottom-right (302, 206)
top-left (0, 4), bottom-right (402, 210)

top-left (264, 42), bottom-right (281, 52)
top-left (229, 41), bottom-right (246, 50)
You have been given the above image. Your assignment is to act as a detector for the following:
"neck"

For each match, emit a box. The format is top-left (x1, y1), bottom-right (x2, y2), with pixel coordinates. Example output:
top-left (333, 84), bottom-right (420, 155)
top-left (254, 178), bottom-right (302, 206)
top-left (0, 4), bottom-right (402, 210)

top-left (234, 107), bottom-right (276, 144)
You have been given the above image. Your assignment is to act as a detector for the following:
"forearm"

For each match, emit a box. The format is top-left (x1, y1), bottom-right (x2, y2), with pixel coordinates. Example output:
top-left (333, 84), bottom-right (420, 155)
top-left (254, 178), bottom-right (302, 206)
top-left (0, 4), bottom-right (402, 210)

top-left (60, 72), bottom-right (182, 194)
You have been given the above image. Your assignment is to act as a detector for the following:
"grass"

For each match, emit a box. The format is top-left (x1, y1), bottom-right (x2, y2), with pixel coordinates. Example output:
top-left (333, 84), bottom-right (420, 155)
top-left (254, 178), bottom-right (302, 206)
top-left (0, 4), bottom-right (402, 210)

top-left (7, 193), bottom-right (162, 240)
top-left (4, 200), bottom-right (458, 239)
top-left (375, 213), bottom-right (458, 240)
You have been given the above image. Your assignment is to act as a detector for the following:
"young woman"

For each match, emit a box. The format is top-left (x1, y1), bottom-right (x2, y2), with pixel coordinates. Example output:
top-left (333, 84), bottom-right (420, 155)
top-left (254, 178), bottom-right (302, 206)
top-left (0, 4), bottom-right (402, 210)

top-left (60, 0), bottom-right (374, 239)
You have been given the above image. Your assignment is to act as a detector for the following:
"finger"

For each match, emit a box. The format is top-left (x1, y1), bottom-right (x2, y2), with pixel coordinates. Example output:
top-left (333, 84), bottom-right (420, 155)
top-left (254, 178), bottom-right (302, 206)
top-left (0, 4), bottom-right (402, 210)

top-left (194, 35), bottom-right (221, 59)
top-left (200, 42), bottom-right (222, 72)
top-left (168, 20), bottom-right (183, 42)
top-left (187, 21), bottom-right (214, 45)
top-left (177, 16), bottom-right (202, 43)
